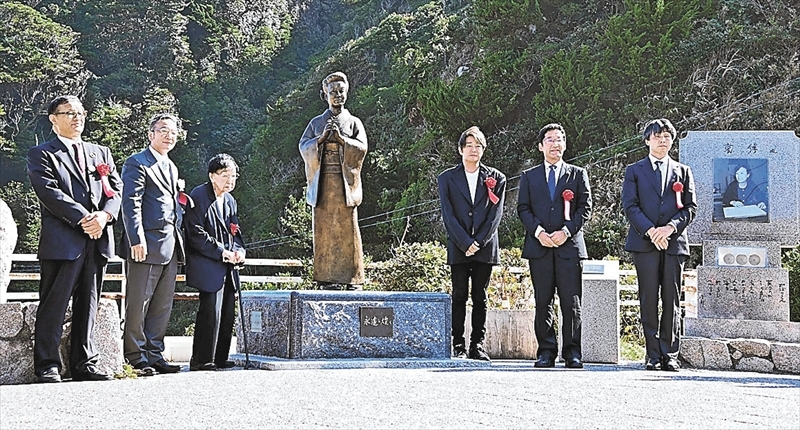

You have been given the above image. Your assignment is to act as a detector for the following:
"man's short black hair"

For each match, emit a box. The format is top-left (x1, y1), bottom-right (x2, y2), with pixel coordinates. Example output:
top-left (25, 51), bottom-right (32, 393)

top-left (642, 118), bottom-right (677, 142)
top-left (537, 123), bottom-right (565, 144)
top-left (47, 95), bottom-right (82, 115)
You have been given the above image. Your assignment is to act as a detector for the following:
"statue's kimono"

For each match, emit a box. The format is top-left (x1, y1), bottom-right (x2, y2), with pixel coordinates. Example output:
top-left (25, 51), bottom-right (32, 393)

top-left (299, 108), bottom-right (367, 285)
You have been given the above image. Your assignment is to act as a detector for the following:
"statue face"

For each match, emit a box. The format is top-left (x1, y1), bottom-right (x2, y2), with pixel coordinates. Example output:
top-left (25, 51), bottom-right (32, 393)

top-left (324, 81), bottom-right (348, 108)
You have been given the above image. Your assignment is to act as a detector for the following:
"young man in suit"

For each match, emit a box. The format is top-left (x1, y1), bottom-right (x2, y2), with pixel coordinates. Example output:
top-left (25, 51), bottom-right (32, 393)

top-left (438, 126), bottom-right (506, 361)
top-left (517, 123), bottom-right (592, 369)
top-left (622, 118), bottom-right (697, 372)
top-left (120, 113), bottom-right (186, 375)
top-left (27, 95), bottom-right (123, 382)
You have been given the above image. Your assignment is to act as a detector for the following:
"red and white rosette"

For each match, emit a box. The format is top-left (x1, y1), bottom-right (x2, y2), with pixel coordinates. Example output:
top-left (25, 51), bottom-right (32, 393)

top-left (562, 189), bottom-right (574, 220)
top-left (672, 182), bottom-right (684, 209)
top-left (95, 163), bottom-right (116, 197)
top-left (484, 176), bottom-right (499, 204)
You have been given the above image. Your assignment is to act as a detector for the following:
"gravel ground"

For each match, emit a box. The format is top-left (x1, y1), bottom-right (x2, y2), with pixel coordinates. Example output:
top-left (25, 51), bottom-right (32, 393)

top-left (1, 360), bottom-right (799, 429)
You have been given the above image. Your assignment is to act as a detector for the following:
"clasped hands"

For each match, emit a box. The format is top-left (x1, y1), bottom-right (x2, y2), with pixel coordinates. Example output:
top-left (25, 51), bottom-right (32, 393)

top-left (222, 250), bottom-right (245, 264)
top-left (465, 241), bottom-right (480, 257)
top-left (80, 211), bottom-right (110, 240)
top-left (647, 225), bottom-right (675, 251)
top-left (537, 230), bottom-right (568, 248)
top-left (317, 121), bottom-right (344, 145)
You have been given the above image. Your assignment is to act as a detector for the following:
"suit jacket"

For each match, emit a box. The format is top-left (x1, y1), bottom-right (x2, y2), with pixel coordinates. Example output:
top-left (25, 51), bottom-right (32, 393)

top-left (517, 162), bottom-right (592, 260)
top-left (27, 137), bottom-right (122, 260)
top-left (437, 163), bottom-right (506, 265)
top-left (299, 108), bottom-right (368, 207)
top-left (120, 148), bottom-right (185, 264)
top-left (622, 157), bottom-right (697, 255)
top-left (183, 182), bottom-right (245, 293)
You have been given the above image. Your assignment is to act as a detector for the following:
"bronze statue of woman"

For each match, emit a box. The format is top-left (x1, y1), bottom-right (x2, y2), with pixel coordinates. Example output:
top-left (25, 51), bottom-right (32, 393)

top-left (298, 72), bottom-right (367, 289)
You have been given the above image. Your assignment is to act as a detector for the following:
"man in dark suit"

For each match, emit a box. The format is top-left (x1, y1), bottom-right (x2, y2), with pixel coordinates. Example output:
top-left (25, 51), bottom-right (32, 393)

top-left (120, 113), bottom-right (185, 375)
top-left (517, 123), bottom-right (592, 369)
top-left (438, 126), bottom-right (506, 361)
top-left (27, 95), bottom-right (122, 382)
top-left (622, 118), bottom-right (696, 372)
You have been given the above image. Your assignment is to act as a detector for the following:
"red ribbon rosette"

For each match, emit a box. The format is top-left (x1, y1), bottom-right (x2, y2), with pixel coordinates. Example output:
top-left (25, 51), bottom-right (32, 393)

top-left (230, 223), bottom-right (239, 236)
top-left (484, 176), bottom-right (499, 204)
top-left (562, 189), bottom-right (575, 220)
top-left (95, 163), bottom-right (116, 197)
top-left (672, 182), bottom-right (684, 209)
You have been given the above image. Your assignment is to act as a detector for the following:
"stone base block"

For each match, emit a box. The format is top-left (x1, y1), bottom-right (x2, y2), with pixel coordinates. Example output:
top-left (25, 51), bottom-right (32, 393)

top-left (680, 336), bottom-right (800, 374)
top-left (582, 277), bottom-right (620, 363)
top-left (465, 309), bottom-right (537, 359)
top-left (696, 266), bottom-right (790, 321)
top-left (238, 290), bottom-right (451, 359)
top-left (0, 299), bottom-right (123, 385)
top-left (685, 317), bottom-right (800, 343)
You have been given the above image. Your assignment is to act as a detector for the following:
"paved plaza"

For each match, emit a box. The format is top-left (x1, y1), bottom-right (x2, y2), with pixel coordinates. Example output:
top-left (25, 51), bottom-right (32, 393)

top-left (1, 360), bottom-right (799, 429)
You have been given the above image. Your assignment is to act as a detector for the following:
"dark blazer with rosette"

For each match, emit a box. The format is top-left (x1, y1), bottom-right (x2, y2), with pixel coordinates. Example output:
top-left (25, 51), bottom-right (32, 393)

top-left (27, 137), bottom-right (122, 260)
top-left (183, 182), bottom-right (245, 293)
top-left (437, 163), bottom-right (506, 266)
top-left (622, 157), bottom-right (697, 256)
top-left (517, 162), bottom-right (592, 260)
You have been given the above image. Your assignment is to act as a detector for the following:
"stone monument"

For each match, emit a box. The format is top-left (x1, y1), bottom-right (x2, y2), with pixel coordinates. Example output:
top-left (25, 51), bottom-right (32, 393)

top-left (680, 130), bottom-right (800, 374)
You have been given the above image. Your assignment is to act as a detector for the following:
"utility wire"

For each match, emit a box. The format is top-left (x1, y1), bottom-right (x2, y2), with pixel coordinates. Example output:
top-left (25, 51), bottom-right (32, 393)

top-left (244, 77), bottom-right (800, 249)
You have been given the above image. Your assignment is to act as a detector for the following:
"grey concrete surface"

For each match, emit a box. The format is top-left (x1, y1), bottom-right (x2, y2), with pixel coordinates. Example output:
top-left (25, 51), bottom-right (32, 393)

top-left (1, 360), bottom-right (799, 429)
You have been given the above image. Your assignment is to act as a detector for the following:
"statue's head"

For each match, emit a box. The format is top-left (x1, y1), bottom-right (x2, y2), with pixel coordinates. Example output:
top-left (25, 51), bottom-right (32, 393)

top-left (320, 72), bottom-right (349, 108)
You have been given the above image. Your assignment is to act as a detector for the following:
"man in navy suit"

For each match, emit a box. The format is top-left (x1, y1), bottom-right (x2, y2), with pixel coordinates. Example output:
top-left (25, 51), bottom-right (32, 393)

top-left (517, 123), bottom-right (592, 369)
top-left (438, 126), bottom-right (506, 361)
top-left (27, 95), bottom-right (122, 382)
top-left (622, 118), bottom-right (696, 372)
top-left (120, 113), bottom-right (186, 375)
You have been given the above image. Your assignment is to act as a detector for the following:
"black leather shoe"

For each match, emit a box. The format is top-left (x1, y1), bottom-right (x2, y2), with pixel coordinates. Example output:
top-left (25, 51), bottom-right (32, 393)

top-left (190, 362), bottom-right (218, 371)
top-left (663, 358), bottom-right (680, 372)
top-left (37, 366), bottom-right (61, 383)
top-left (452, 343), bottom-right (467, 359)
top-left (565, 357), bottom-right (584, 369)
top-left (72, 365), bottom-right (111, 381)
top-left (133, 361), bottom-right (156, 376)
top-left (645, 359), bottom-right (662, 371)
top-left (534, 355), bottom-right (556, 368)
top-left (215, 360), bottom-right (235, 369)
top-left (152, 359), bottom-right (181, 374)
top-left (468, 344), bottom-right (491, 361)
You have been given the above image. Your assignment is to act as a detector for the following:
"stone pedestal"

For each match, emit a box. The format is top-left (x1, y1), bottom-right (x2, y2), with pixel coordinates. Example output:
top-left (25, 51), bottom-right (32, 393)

top-left (0, 299), bottom-right (124, 385)
top-left (238, 290), bottom-right (451, 359)
top-left (582, 277), bottom-right (620, 363)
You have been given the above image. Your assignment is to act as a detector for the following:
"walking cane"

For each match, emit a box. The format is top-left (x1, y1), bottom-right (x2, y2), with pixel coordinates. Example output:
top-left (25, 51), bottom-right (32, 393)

top-left (230, 223), bottom-right (256, 370)
top-left (234, 270), bottom-right (255, 370)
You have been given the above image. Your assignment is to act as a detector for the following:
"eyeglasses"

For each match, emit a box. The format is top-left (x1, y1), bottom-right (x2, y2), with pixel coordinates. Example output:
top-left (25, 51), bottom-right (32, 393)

top-left (54, 111), bottom-right (87, 119)
top-left (213, 172), bottom-right (239, 180)
top-left (153, 127), bottom-right (179, 137)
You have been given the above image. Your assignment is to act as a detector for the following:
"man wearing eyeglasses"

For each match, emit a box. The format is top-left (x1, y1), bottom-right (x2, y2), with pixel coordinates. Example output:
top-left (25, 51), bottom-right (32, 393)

top-left (27, 95), bottom-right (123, 382)
top-left (120, 113), bottom-right (186, 376)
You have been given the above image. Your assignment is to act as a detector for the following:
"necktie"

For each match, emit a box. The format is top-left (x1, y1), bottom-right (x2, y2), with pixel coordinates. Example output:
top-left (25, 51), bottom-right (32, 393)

top-left (548, 165), bottom-right (556, 200)
top-left (655, 160), bottom-right (663, 196)
top-left (72, 142), bottom-right (85, 174)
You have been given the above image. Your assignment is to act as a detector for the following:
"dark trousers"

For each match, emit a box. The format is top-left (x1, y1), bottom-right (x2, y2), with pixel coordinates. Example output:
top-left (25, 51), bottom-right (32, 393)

top-left (123, 248), bottom-right (179, 366)
top-left (191, 273), bottom-right (236, 365)
top-left (34, 240), bottom-right (106, 375)
top-left (529, 249), bottom-right (583, 360)
top-left (632, 250), bottom-right (684, 361)
top-left (450, 261), bottom-right (493, 347)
